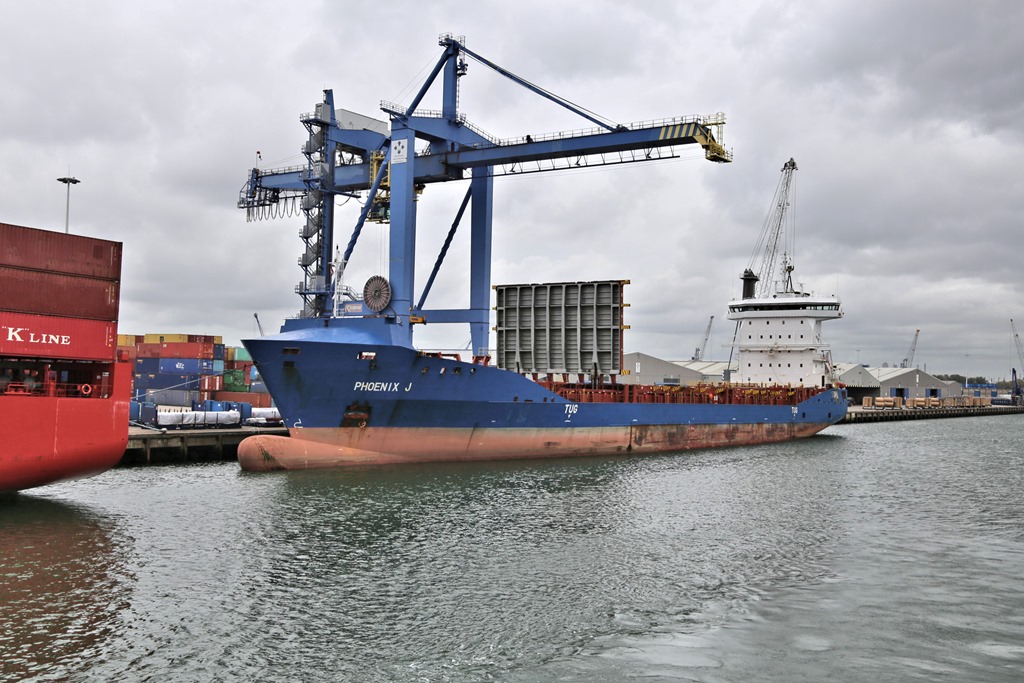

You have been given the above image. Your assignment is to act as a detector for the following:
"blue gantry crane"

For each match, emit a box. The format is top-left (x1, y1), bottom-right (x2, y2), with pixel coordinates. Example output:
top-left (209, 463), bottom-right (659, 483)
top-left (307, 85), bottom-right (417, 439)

top-left (238, 34), bottom-right (731, 359)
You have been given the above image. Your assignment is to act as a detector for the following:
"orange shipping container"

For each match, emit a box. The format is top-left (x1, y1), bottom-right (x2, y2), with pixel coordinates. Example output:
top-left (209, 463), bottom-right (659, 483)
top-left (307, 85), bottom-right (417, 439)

top-left (212, 390), bottom-right (273, 408)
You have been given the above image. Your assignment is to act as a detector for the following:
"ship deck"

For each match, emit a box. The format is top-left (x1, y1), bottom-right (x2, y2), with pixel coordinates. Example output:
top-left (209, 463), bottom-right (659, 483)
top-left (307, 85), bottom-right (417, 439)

top-left (541, 382), bottom-right (828, 406)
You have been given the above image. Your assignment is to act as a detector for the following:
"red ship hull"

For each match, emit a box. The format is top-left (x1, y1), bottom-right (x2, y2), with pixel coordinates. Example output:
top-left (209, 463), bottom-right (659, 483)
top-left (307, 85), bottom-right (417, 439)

top-left (0, 359), bottom-right (131, 492)
top-left (1, 221), bottom-right (129, 493)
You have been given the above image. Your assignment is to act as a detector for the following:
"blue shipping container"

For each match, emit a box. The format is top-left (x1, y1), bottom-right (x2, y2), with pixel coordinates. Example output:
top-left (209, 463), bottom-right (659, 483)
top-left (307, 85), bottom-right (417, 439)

top-left (146, 389), bottom-right (199, 407)
top-left (146, 373), bottom-right (200, 391)
top-left (140, 403), bottom-right (157, 424)
top-left (135, 357), bottom-right (161, 373)
top-left (214, 344), bottom-right (225, 360)
top-left (159, 358), bottom-right (202, 375)
top-left (213, 359), bottom-right (225, 373)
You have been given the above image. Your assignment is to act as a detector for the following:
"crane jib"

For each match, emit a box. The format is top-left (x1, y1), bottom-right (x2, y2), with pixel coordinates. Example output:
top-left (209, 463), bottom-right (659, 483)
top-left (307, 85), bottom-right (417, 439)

top-left (236, 34), bottom-right (730, 353)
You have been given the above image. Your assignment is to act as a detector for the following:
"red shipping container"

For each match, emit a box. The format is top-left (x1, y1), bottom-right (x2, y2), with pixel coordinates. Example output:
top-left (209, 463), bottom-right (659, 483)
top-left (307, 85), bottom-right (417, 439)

top-left (160, 342), bottom-right (214, 359)
top-left (200, 374), bottom-right (224, 391)
top-left (1, 266), bottom-right (120, 321)
top-left (0, 222), bottom-right (122, 280)
top-left (213, 390), bottom-right (273, 408)
top-left (0, 310), bottom-right (116, 361)
top-left (136, 343), bottom-right (163, 358)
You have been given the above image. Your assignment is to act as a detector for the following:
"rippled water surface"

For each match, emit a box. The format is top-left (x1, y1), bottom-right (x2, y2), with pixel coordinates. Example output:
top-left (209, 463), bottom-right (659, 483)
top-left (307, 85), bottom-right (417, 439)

top-left (2, 416), bottom-right (1023, 681)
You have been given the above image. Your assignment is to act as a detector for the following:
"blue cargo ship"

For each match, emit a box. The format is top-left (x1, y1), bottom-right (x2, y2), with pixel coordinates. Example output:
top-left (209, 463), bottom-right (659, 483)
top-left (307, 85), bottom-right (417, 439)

top-left (233, 37), bottom-right (845, 470)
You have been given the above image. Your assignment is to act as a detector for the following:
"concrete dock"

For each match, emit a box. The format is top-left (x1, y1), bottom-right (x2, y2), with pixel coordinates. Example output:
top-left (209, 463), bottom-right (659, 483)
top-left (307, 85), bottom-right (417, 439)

top-left (842, 405), bottom-right (1024, 423)
top-left (122, 425), bottom-right (288, 465)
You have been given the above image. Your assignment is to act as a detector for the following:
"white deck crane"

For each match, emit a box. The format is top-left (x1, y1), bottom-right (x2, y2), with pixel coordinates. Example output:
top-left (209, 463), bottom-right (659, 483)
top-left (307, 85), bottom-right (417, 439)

top-left (691, 316), bottom-right (714, 361)
top-left (744, 158), bottom-right (799, 298)
top-left (899, 329), bottom-right (920, 368)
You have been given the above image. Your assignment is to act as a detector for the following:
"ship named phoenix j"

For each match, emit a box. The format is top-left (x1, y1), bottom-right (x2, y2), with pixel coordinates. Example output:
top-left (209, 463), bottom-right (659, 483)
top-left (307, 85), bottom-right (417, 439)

top-left (233, 36), bottom-right (845, 471)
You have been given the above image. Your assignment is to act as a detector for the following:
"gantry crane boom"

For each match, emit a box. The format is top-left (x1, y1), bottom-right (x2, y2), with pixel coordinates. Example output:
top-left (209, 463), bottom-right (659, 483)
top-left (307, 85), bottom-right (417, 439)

top-left (238, 34), bottom-right (731, 354)
top-left (900, 329), bottom-right (920, 368)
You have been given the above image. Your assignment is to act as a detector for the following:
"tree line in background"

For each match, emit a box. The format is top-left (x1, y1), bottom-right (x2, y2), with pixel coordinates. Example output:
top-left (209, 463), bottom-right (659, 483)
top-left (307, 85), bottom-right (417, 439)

top-left (934, 374), bottom-right (1014, 390)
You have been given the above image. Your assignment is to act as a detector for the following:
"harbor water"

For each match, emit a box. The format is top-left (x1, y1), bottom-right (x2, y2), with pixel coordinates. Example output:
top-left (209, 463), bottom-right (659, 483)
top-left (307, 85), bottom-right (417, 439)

top-left (2, 416), bottom-right (1022, 682)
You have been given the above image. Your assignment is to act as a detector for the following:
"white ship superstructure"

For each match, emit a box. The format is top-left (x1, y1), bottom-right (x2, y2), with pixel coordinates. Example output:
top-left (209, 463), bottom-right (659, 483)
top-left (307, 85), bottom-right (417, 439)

top-left (728, 263), bottom-right (842, 387)
top-left (727, 158), bottom-right (842, 387)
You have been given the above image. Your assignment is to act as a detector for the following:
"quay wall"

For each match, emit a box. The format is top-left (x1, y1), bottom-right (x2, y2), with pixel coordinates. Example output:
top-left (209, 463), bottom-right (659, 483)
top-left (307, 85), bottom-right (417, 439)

top-left (843, 405), bottom-right (1024, 424)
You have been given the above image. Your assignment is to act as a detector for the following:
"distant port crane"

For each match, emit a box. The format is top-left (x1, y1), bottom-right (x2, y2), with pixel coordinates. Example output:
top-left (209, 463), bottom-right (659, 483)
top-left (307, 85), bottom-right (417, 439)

top-left (691, 316), bottom-right (714, 361)
top-left (899, 329), bottom-right (920, 368)
top-left (1011, 320), bottom-right (1024, 402)
top-left (1012, 320), bottom-right (1024, 369)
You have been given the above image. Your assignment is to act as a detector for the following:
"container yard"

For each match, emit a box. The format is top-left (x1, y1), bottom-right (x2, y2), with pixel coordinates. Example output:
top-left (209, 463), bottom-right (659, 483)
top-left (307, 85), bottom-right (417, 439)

top-left (117, 332), bottom-right (279, 436)
top-left (120, 333), bottom-right (268, 406)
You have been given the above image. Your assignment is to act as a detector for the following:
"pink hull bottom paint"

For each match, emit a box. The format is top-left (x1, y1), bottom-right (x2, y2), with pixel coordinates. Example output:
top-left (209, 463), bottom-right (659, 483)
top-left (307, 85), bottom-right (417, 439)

top-left (237, 421), bottom-right (833, 472)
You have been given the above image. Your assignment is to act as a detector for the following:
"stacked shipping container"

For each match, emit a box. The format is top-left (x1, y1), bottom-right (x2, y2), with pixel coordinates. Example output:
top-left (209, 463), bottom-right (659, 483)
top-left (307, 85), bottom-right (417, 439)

top-left (118, 334), bottom-right (271, 408)
top-left (1, 222), bottom-right (121, 362)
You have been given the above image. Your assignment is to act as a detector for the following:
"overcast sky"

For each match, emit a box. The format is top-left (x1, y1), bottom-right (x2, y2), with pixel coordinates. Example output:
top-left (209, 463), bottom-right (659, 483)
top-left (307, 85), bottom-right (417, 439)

top-left (2, 1), bottom-right (1021, 380)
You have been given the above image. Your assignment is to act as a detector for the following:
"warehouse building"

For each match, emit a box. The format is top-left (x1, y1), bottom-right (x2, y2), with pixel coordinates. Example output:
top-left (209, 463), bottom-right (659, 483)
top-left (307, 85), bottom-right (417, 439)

top-left (867, 366), bottom-right (962, 400)
top-left (621, 353), bottom-right (736, 385)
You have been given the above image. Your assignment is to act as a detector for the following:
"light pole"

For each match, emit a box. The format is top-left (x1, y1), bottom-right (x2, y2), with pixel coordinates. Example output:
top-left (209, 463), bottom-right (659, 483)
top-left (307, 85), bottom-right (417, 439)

top-left (57, 176), bottom-right (80, 233)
